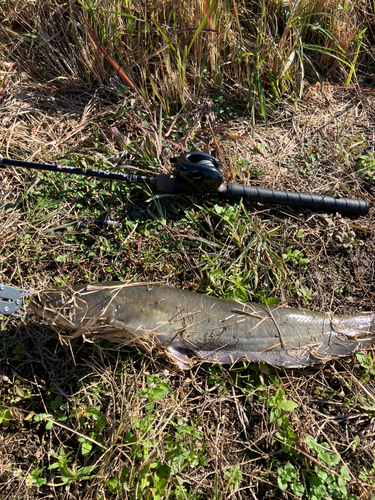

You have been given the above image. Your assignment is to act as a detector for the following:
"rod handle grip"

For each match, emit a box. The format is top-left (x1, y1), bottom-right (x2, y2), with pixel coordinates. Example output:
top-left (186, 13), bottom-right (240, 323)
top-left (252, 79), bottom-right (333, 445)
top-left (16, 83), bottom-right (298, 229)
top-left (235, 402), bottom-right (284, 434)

top-left (218, 184), bottom-right (370, 216)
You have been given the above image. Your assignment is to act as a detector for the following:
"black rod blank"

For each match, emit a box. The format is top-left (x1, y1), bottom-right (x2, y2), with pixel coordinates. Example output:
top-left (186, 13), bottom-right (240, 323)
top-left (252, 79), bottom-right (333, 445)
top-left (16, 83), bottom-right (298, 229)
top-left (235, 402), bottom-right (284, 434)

top-left (0, 157), bottom-right (154, 184)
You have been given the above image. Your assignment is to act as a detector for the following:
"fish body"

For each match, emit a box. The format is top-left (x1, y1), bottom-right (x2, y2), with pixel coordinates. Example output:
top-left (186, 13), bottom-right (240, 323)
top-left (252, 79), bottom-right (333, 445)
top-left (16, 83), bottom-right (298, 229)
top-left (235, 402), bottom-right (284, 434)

top-left (30, 282), bottom-right (375, 369)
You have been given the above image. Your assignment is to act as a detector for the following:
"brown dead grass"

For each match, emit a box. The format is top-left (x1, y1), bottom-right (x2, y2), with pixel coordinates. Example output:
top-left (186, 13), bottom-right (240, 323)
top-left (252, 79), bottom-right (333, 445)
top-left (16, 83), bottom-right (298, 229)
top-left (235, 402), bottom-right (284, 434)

top-left (1, 69), bottom-right (375, 498)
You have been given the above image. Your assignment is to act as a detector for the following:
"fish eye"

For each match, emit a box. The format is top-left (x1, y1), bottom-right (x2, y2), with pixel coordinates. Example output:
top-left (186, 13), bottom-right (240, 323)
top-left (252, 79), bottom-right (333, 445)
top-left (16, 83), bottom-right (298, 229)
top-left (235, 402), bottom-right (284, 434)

top-left (57, 300), bottom-right (65, 307)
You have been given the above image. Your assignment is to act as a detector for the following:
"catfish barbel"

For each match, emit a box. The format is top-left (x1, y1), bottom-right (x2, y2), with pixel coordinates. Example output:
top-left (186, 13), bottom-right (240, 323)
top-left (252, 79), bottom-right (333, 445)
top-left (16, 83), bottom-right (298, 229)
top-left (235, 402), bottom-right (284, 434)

top-left (30, 282), bottom-right (375, 369)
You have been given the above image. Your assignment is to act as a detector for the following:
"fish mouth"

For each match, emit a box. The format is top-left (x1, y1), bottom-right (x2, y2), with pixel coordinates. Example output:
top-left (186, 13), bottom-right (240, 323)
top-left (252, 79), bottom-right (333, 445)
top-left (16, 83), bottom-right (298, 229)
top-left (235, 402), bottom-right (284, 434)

top-left (29, 288), bottom-right (85, 329)
top-left (30, 301), bottom-right (74, 329)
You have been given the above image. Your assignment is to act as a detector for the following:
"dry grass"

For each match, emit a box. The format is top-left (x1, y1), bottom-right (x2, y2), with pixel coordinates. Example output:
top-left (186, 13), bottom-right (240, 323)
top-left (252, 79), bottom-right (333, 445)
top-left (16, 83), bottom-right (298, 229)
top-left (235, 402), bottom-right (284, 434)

top-left (1, 0), bottom-right (374, 102)
top-left (1, 1), bottom-right (375, 499)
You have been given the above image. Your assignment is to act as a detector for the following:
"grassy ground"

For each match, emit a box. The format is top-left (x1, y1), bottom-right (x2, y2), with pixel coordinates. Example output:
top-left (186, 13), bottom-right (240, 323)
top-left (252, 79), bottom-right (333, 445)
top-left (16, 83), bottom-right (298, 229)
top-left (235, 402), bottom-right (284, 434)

top-left (1, 1), bottom-right (375, 498)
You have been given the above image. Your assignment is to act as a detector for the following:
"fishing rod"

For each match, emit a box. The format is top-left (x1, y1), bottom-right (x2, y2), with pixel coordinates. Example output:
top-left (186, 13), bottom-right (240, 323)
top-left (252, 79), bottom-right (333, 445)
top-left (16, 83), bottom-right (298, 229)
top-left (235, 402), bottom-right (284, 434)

top-left (0, 152), bottom-right (370, 216)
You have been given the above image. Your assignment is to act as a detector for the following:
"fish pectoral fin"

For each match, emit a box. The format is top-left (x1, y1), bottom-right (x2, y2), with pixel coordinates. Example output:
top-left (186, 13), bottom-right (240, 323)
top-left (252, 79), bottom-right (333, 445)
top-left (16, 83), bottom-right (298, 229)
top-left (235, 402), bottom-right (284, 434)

top-left (167, 346), bottom-right (193, 370)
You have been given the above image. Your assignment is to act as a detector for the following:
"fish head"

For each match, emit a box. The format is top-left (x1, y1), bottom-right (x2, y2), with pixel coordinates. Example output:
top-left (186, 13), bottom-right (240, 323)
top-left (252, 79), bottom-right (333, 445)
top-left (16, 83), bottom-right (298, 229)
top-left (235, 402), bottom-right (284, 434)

top-left (30, 287), bottom-right (89, 329)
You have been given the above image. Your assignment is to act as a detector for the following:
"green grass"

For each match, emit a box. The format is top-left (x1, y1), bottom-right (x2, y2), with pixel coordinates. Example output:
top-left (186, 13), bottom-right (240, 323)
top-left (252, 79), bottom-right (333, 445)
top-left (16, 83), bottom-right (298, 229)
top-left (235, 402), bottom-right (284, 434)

top-left (1, 0), bottom-right (375, 498)
top-left (1, 126), bottom-right (373, 498)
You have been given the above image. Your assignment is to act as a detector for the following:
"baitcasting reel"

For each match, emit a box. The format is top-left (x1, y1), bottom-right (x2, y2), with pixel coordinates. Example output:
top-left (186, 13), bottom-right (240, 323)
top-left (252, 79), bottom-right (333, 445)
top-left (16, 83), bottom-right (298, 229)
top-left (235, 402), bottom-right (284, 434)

top-left (171, 152), bottom-right (223, 192)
